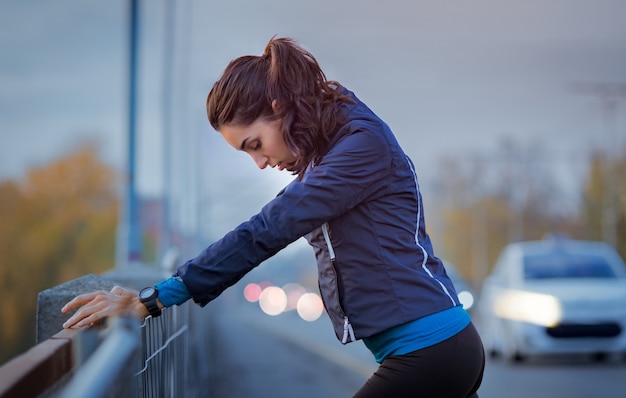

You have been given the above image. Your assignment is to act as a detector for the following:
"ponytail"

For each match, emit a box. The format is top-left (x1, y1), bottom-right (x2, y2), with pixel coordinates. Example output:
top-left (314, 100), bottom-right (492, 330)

top-left (207, 36), bottom-right (353, 178)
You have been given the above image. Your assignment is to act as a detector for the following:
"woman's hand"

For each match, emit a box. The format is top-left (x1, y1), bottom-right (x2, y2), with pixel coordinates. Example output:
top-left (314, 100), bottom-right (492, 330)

top-left (61, 286), bottom-right (149, 329)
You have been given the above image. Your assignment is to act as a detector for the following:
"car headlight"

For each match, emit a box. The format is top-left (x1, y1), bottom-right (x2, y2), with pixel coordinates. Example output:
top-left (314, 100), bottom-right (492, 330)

top-left (493, 289), bottom-right (562, 327)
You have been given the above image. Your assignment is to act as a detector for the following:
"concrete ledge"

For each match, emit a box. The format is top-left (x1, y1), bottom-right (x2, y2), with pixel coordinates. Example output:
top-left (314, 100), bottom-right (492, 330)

top-left (37, 269), bottom-right (166, 344)
top-left (37, 274), bottom-right (120, 343)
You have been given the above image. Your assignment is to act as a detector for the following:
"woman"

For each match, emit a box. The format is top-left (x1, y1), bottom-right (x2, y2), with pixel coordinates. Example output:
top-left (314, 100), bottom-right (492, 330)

top-left (62, 37), bottom-right (485, 397)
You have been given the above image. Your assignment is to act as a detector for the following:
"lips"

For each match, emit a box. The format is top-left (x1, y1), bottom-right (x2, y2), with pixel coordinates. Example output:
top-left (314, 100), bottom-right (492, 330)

top-left (276, 161), bottom-right (294, 171)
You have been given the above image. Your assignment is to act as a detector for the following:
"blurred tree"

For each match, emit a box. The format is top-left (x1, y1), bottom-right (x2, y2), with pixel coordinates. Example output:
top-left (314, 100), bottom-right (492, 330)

top-left (582, 152), bottom-right (607, 241)
top-left (0, 145), bottom-right (119, 365)
top-left (431, 138), bottom-right (583, 287)
top-left (582, 149), bottom-right (626, 259)
top-left (618, 152), bottom-right (626, 259)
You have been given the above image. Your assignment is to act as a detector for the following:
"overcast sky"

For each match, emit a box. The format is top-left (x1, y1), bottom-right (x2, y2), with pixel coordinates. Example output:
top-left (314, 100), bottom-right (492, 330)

top-left (1, 0), bottom-right (625, 212)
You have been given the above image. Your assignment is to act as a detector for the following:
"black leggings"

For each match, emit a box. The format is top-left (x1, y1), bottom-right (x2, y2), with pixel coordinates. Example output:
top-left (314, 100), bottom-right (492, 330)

top-left (353, 322), bottom-right (485, 398)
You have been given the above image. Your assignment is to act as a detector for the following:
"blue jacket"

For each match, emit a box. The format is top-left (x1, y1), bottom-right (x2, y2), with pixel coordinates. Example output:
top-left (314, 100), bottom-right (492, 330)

top-left (177, 87), bottom-right (461, 344)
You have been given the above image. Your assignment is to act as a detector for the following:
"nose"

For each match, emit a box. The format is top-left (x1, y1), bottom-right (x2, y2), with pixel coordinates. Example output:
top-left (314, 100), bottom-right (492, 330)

top-left (250, 153), bottom-right (269, 169)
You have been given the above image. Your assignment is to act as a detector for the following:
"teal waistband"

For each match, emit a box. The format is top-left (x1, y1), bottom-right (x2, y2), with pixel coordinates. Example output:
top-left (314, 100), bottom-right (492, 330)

top-left (363, 305), bottom-right (471, 363)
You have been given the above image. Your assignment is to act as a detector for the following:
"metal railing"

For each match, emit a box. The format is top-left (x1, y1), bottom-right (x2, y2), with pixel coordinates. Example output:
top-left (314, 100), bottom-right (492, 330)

top-left (137, 303), bottom-right (190, 397)
top-left (62, 317), bottom-right (141, 398)
top-left (61, 303), bottom-right (192, 398)
top-left (0, 274), bottom-right (211, 398)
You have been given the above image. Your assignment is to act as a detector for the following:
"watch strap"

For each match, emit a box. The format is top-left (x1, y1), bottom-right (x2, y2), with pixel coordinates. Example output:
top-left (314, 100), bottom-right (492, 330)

top-left (139, 287), bottom-right (162, 317)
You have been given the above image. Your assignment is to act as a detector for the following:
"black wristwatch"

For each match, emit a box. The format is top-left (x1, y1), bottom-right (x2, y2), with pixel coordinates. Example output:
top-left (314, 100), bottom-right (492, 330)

top-left (139, 286), bottom-right (162, 318)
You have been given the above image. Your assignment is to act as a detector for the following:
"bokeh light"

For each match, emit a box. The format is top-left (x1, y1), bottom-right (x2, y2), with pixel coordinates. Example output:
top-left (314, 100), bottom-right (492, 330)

top-left (457, 291), bottom-right (474, 310)
top-left (258, 286), bottom-right (287, 316)
top-left (243, 283), bottom-right (262, 302)
top-left (296, 292), bottom-right (324, 322)
top-left (282, 282), bottom-right (306, 311)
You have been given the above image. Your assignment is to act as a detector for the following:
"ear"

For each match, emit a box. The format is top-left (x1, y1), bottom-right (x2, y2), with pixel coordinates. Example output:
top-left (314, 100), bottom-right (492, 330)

top-left (271, 99), bottom-right (279, 114)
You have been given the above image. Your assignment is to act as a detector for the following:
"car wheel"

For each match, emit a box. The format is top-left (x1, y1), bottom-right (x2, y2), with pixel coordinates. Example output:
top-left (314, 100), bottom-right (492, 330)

top-left (502, 341), bottom-right (526, 363)
top-left (499, 322), bottom-right (525, 363)
top-left (591, 352), bottom-right (608, 362)
top-left (478, 317), bottom-right (501, 359)
top-left (481, 329), bottom-right (500, 358)
top-left (510, 351), bottom-right (526, 363)
top-left (487, 345), bottom-right (500, 359)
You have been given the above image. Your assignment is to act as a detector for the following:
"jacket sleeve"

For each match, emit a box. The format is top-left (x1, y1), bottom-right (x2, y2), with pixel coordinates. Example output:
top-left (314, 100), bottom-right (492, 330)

top-left (177, 124), bottom-right (395, 306)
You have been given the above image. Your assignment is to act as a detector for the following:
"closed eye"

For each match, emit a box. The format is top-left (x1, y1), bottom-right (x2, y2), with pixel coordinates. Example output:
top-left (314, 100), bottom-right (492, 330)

top-left (239, 138), bottom-right (261, 152)
top-left (249, 140), bottom-right (261, 151)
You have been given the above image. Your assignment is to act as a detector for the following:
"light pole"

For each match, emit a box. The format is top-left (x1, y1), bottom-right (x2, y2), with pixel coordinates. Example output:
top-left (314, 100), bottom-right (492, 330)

top-left (118, 0), bottom-right (143, 267)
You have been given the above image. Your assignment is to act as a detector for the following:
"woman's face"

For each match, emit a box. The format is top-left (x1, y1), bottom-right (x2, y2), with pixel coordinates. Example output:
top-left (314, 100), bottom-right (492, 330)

top-left (220, 119), bottom-right (298, 172)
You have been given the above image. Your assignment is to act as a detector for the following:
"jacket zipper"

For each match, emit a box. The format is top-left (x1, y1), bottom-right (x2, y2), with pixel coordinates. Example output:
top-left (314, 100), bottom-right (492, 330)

top-left (322, 223), bottom-right (356, 344)
top-left (342, 316), bottom-right (356, 344)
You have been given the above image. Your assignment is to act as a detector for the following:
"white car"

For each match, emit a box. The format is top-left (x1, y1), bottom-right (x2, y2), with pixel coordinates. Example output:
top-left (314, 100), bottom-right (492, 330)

top-left (478, 237), bottom-right (626, 362)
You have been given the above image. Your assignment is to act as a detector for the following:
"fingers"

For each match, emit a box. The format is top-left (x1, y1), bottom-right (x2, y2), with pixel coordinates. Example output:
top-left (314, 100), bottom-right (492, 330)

top-left (61, 286), bottom-right (133, 316)
top-left (61, 290), bottom-right (106, 314)
top-left (63, 309), bottom-right (100, 329)
top-left (61, 288), bottom-right (137, 329)
top-left (62, 293), bottom-right (108, 329)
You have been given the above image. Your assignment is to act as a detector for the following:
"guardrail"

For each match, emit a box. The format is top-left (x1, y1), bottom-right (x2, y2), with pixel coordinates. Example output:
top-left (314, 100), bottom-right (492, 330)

top-left (0, 272), bottom-right (211, 398)
top-left (63, 303), bottom-right (190, 398)
top-left (136, 303), bottom-right (191, 397)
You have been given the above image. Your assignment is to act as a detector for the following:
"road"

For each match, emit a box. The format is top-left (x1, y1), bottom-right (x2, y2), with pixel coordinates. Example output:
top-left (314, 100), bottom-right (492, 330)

top-left (208, 293), bottom-right (626, 398)
top-left (479, 353), bottom-right (626, 398)
top-left (207, 294), bottom-right (373, 398)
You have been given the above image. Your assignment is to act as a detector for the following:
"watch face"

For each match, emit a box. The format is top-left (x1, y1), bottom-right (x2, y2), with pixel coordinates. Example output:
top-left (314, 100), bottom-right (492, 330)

top-left (140, 287), bottom-right (156, 299)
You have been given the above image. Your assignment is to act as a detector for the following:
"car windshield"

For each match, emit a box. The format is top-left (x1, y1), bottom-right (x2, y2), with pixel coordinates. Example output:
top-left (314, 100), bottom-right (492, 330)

top-left (523, 252), bottom-right (617, 279)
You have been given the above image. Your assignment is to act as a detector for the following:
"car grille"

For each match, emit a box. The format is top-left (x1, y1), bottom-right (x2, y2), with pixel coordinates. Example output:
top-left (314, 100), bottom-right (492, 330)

top-left (546, 323), bottom-right (622, 338)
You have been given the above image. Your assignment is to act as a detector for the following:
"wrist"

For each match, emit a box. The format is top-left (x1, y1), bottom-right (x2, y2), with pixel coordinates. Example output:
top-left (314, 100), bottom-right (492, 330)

top-left (135, 296), bottom-right (150, 318)
top-left (139, 286), bottom-right (162, 317)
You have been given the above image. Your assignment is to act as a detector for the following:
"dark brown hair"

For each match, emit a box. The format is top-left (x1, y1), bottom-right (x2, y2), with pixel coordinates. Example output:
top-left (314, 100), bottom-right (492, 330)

top-left (206, 37), bottom-right (353, 178)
